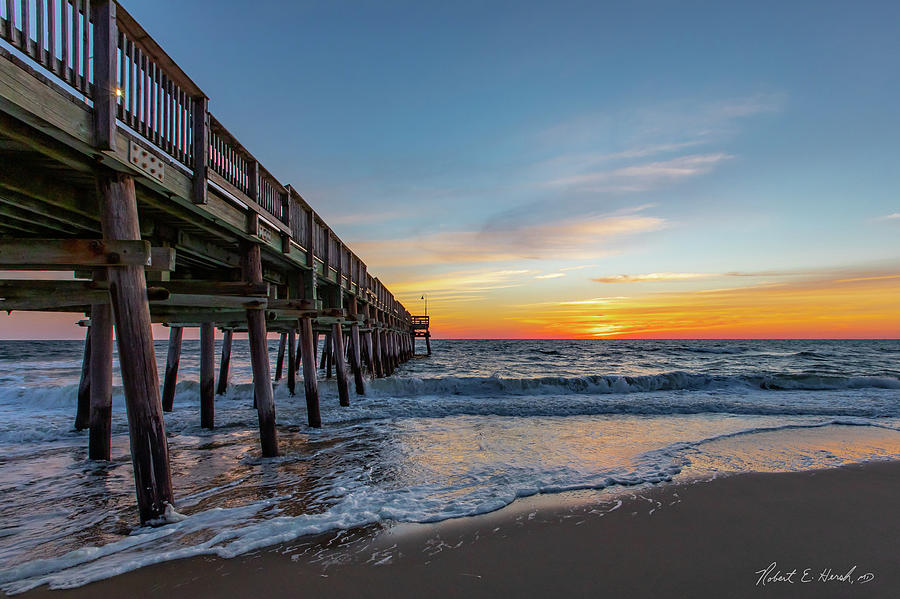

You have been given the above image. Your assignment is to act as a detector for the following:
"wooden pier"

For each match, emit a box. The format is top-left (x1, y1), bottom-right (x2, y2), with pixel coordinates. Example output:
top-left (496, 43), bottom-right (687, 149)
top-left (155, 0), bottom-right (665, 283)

top-left (0, 0), bottom-right (430, 524)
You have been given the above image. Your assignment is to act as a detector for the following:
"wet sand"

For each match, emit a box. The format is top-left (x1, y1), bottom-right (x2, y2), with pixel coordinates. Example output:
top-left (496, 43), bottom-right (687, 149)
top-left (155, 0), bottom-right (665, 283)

top-left (16, 460), bottom-right (900, 598)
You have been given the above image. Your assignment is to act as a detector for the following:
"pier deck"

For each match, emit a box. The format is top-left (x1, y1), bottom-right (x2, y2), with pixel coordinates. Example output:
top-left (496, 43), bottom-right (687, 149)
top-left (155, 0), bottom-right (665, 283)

top-left (0, 0), bottom-right (423, 523)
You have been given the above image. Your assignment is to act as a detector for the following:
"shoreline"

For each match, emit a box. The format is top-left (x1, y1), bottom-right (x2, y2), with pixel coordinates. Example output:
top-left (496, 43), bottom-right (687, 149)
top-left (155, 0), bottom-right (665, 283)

top-left (13, 459), bottom-right (900, 598)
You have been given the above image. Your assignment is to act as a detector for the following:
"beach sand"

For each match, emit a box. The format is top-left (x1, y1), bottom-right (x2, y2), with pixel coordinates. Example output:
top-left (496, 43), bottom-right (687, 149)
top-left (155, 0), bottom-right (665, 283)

top-left (16, 460), bottom-right (899, 598)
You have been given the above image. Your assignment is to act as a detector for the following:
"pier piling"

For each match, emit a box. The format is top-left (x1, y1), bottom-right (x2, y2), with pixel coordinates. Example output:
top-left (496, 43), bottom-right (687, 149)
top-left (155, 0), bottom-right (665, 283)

top-left (300, 317), bottom-right (322, 427)
top-left (287, 328), bottom-right (297, 396)
top-left (75, 328), bottom-right (91, 430)
top-left (332, 323), bottom-right (350, 407)
top-left (349, 321), bottom-right (365, 395)
top-left (274, 332), bottom-right (286, 382)
top-left (88, 301), bottom-right (113, 461)
top-left (97, 171), bottom-right (174, 524)
top-left (243, 244), bottom-right (278, 457)
top-left (0, 0), bottom-right (430, 522)
top-left (200, 322), bottom-right (215, 429)
top-left (217, 329), bottom-right (233, 396)
top-left (162, 327), bottom-right (183, 412)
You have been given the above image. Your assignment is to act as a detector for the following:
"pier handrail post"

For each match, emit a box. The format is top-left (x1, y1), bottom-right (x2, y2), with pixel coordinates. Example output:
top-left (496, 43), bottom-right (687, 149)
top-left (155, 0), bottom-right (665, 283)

top-left (91, 0), bottom-right (117, 151)
top-left (242, 242), bottom-right (279, 456)
top-left (304, 208), bottom-right (317, 307)
top-left (192, 96), bottom-right (209, 204)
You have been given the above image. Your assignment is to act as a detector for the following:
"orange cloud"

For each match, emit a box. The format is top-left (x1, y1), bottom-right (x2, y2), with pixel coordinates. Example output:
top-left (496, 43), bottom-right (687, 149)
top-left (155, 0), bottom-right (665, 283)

top-left (352, 213), bottom-right (664, 267)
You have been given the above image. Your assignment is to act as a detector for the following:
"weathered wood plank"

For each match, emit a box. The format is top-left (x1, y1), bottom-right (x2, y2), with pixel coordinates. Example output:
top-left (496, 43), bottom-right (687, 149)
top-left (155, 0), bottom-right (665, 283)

top-left (155, 294), bottom-right (266, 309)
top-left (158, 281), bottom-right (269, 296)
top-left (0, 239), bottom-right (151, 268)
top-left (149, 247), bottom-right (176, 272)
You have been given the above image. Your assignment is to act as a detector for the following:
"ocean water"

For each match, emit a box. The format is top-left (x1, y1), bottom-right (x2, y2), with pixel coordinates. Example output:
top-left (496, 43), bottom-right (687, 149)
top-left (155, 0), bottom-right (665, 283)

top-left (0, 338), bottom-right (899, 592)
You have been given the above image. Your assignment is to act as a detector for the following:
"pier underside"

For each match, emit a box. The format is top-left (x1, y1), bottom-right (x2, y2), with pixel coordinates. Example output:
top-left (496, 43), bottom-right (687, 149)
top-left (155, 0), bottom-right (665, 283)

top-left (0, 1), bottom-right (423, 524)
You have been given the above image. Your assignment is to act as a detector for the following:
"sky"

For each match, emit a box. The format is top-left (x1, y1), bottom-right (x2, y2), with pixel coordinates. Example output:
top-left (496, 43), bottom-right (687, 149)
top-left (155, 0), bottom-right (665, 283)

top-left (2, 0), bottom-right (899, 339)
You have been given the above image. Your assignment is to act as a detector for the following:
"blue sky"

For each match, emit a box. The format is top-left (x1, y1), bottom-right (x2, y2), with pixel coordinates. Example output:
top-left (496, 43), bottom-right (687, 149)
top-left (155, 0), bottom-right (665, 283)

top-left (114, 1), bottom-right (900, 335)
top-left (4, 0), bottom-right (898, 338)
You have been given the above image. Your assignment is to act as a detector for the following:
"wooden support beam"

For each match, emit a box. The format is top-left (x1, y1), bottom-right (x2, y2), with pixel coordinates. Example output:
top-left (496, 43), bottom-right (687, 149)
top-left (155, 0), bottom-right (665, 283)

top-left (200, 322), bottom-right (215, 428)
top-left (287, 329), bottom-right (297, 396)
top-left (161, 326), bottom-right (183, 412)
top-left (384, 332), bottom-right (392, 375)
top-left (0, 239), bottom-right (151, 269)
top-left (325, 332), bottom-right (333, 379)
top-left (243, 243), bottom-right (278, 457)
top-left (373, 328), bottom-right (384, 378)
top-left (363, 330), bottom-right (375, 378)
top-left (89, 301), bottom-right (113, 461)
top-left (320, 332), bottom-right (329, 371)
top-left (295, 332), bottom-right (303, 375)
top-left (159, 281), bottom-right (269, 296)
top-left (274, 332), bottom-right (286, 382)
top-left (97, 171), bottom-right (174, 524)
top-left (0, 281), bottom-right (169, 311)
top-left (349, 322), bottom-right (365, 395)
top-left (217, 329), bottom-right (233, 395)
top-left (156, 294), bottom-right (266, 309)
top-left (74, 327), bottom-right (91, 430)
top-left (300, 317), bottom-right (321, 428)
top-left (332, 323), bottom-right (350, 407)
top-left (149, 247), bottom-right (177, 272)
top-left (314, 333), bottom-right (320, 368)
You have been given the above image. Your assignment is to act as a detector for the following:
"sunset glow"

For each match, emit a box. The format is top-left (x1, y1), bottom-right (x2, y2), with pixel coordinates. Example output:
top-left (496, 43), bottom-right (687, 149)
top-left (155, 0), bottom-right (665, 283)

top-left (2, 1), bottom-right (899, 340)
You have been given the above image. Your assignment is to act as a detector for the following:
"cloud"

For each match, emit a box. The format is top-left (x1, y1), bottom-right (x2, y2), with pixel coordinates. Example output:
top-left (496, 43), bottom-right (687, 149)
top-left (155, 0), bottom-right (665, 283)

top-left (535, 273), bottom-right (566, 279)
top-left (591, 270), bottom-right (804, 284)
top-left (547, 153), bottom-right (733, 193)
top-left (876, 213), bottom-right (900, 222)
top-left (592, 272), bottom-right (722, 283)
top-left (560, 264), bottom-right (597, 271)
top-left (834, 274), bottom-right (900, 283)
top-left (388, 268), bottom-right (533, 297)
top-left (353, 210), bottom-right (665, 267)
top-left (539, 93), bottom-right (785, 150)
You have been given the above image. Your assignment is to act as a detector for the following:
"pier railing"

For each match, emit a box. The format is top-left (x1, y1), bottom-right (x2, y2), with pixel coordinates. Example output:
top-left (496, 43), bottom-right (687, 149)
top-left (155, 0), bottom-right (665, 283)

top-left (0, 0), bottom-right (410, 325)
